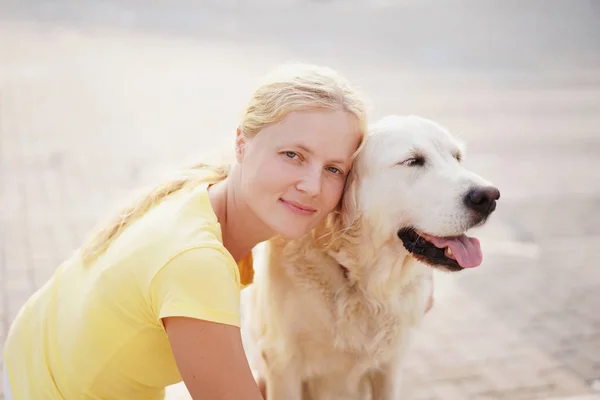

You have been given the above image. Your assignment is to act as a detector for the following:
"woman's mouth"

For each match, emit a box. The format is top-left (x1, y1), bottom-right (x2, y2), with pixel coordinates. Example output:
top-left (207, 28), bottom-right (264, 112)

top-left (279, 199), bottom-right (317, 216)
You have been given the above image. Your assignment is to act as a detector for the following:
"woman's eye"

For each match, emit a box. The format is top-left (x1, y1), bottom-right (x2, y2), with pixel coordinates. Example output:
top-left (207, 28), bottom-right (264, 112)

top-left (284, 151), bottom-right (299, 159)
top-left (327, 166), bottom-right (342, 175)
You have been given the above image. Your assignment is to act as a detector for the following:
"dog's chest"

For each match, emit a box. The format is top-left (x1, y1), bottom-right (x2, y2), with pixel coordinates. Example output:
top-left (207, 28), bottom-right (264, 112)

top-left (282, 242), bottom-right (426, 369)
top-left (332, 291), bottom-right (414, 361)
top-left (295, 290), bottom-right (416, 360)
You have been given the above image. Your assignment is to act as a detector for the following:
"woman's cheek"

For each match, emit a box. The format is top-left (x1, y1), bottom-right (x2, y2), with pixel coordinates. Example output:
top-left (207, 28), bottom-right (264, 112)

top-left (266, 157), bottom-right (295, 182)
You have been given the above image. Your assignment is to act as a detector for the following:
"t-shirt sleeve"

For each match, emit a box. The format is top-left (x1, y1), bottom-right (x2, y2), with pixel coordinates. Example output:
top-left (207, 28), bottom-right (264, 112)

top-left (149, 247), bottom-right (241, 327)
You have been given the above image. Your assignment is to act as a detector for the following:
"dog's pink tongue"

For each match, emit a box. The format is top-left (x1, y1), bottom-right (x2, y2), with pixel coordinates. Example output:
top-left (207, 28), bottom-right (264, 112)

top-left (428, 234), bottom-right (483, 268)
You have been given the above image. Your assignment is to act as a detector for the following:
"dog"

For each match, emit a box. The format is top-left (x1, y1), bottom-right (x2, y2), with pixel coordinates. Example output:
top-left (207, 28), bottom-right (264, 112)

top-left (242, 115), bottom-right (500, 400)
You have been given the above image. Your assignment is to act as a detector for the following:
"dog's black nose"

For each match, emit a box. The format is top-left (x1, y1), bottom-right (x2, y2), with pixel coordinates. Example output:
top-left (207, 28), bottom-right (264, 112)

top-left (464, 186), bottom-right (500, 215)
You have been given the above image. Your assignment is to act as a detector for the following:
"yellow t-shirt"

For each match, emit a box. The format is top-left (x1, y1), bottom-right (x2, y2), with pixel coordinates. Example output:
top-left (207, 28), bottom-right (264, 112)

top-left (3, 183), bottom-right (254, 399)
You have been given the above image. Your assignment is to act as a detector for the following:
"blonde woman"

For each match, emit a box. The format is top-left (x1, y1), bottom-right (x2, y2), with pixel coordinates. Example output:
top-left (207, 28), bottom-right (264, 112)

top-left (2, 63), bottom-right (368, 400)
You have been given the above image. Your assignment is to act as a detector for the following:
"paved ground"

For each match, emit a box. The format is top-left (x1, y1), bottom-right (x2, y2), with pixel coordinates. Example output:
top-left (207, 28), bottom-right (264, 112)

top-left (1, 1), bottom-right (600, 399)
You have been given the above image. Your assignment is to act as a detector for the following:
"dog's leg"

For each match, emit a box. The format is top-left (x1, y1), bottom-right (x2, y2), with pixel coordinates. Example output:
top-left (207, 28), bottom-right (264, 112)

top-left (303, 373), bottom-right (371, 400)
top-left (369, 358), bottom-right (405, 400)
top-left (264, 363), bottom-right (303, 400)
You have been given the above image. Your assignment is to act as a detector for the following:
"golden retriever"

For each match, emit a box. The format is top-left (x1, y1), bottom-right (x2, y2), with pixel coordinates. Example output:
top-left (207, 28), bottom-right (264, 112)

top-left (242, 115), bottom-right (501, 400)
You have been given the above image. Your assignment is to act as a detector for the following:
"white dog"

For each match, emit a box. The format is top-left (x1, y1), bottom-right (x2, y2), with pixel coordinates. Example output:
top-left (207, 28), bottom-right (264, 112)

top-left (243, 115), bottom-right (500, 400)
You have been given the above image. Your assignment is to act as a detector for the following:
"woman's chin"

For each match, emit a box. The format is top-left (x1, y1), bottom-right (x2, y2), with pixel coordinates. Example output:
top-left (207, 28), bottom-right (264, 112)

top-left (270, 220), bottom-right (315, 240)
top-left (274, 227), bottom-right (310, 241)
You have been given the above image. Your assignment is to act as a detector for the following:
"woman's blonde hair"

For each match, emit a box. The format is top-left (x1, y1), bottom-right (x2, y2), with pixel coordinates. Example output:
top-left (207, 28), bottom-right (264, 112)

top-left (81, 63), bottom-right (369, 264)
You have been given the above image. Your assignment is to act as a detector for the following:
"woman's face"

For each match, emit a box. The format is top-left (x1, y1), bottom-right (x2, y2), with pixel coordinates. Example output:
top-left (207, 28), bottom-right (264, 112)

top-left (237, 110), bottom-right (363, 240)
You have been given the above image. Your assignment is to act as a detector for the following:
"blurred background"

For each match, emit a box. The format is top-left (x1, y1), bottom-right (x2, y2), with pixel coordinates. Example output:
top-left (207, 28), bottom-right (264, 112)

top-left (1, 1), bottom-right (599, 399)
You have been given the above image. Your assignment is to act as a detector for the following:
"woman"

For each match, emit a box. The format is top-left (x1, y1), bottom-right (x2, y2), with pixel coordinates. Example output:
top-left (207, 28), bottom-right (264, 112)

top-left (2, 63), bottom-right (369, 399)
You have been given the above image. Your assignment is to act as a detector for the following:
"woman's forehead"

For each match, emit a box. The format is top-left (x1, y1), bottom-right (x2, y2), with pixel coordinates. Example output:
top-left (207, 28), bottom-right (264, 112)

top-left (268, 111), bottom-right (362, 158)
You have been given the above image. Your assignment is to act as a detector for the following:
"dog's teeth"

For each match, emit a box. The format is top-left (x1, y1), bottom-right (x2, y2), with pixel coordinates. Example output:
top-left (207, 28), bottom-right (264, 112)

top-left (445, 247), bottom-right (453, 257)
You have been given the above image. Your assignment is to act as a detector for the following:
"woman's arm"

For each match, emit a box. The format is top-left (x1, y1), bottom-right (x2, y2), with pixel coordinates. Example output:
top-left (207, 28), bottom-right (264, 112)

top-left (164, 316), bottom-right (264, 400)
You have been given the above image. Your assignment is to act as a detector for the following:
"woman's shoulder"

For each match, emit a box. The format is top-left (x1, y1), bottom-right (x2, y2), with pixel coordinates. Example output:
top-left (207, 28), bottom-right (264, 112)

top-left (95, 183), bottom-right (228, 278)
top-left (135, 183), bottom-right (223, 244)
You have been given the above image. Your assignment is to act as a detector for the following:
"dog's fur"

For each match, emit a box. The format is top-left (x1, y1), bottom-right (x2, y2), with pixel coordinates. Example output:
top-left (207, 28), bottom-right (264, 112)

top-left (243, 115), bottom-right (499, 400)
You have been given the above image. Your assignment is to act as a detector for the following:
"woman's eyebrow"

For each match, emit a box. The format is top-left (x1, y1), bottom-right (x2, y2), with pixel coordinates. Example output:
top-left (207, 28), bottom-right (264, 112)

top-left (290, 143), bottom-right (347, 164)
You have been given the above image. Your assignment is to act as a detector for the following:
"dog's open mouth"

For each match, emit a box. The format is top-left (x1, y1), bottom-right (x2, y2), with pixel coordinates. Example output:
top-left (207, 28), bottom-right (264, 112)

top-left (397, 228), bottom-right (483, 271)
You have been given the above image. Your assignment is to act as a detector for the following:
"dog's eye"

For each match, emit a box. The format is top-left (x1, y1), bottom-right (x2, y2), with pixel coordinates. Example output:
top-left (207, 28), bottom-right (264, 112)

top-left (401, 156), bottom-right (425, 167)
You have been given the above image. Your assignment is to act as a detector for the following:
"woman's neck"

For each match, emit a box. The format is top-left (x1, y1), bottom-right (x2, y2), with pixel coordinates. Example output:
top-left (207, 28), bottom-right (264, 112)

top-left (207, 165), bottom-right (275, 262)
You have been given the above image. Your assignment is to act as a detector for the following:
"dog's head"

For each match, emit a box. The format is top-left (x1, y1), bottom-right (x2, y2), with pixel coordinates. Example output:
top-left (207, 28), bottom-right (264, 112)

top-left (334, 115), bottom-right (500, 272)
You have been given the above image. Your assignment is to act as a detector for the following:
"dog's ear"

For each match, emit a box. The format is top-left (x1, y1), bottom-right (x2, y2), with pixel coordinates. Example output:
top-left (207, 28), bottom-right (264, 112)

top-left (339, 167), bottom-right (359, 229)
top-left (318, 167), bottom-right (361, 250)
